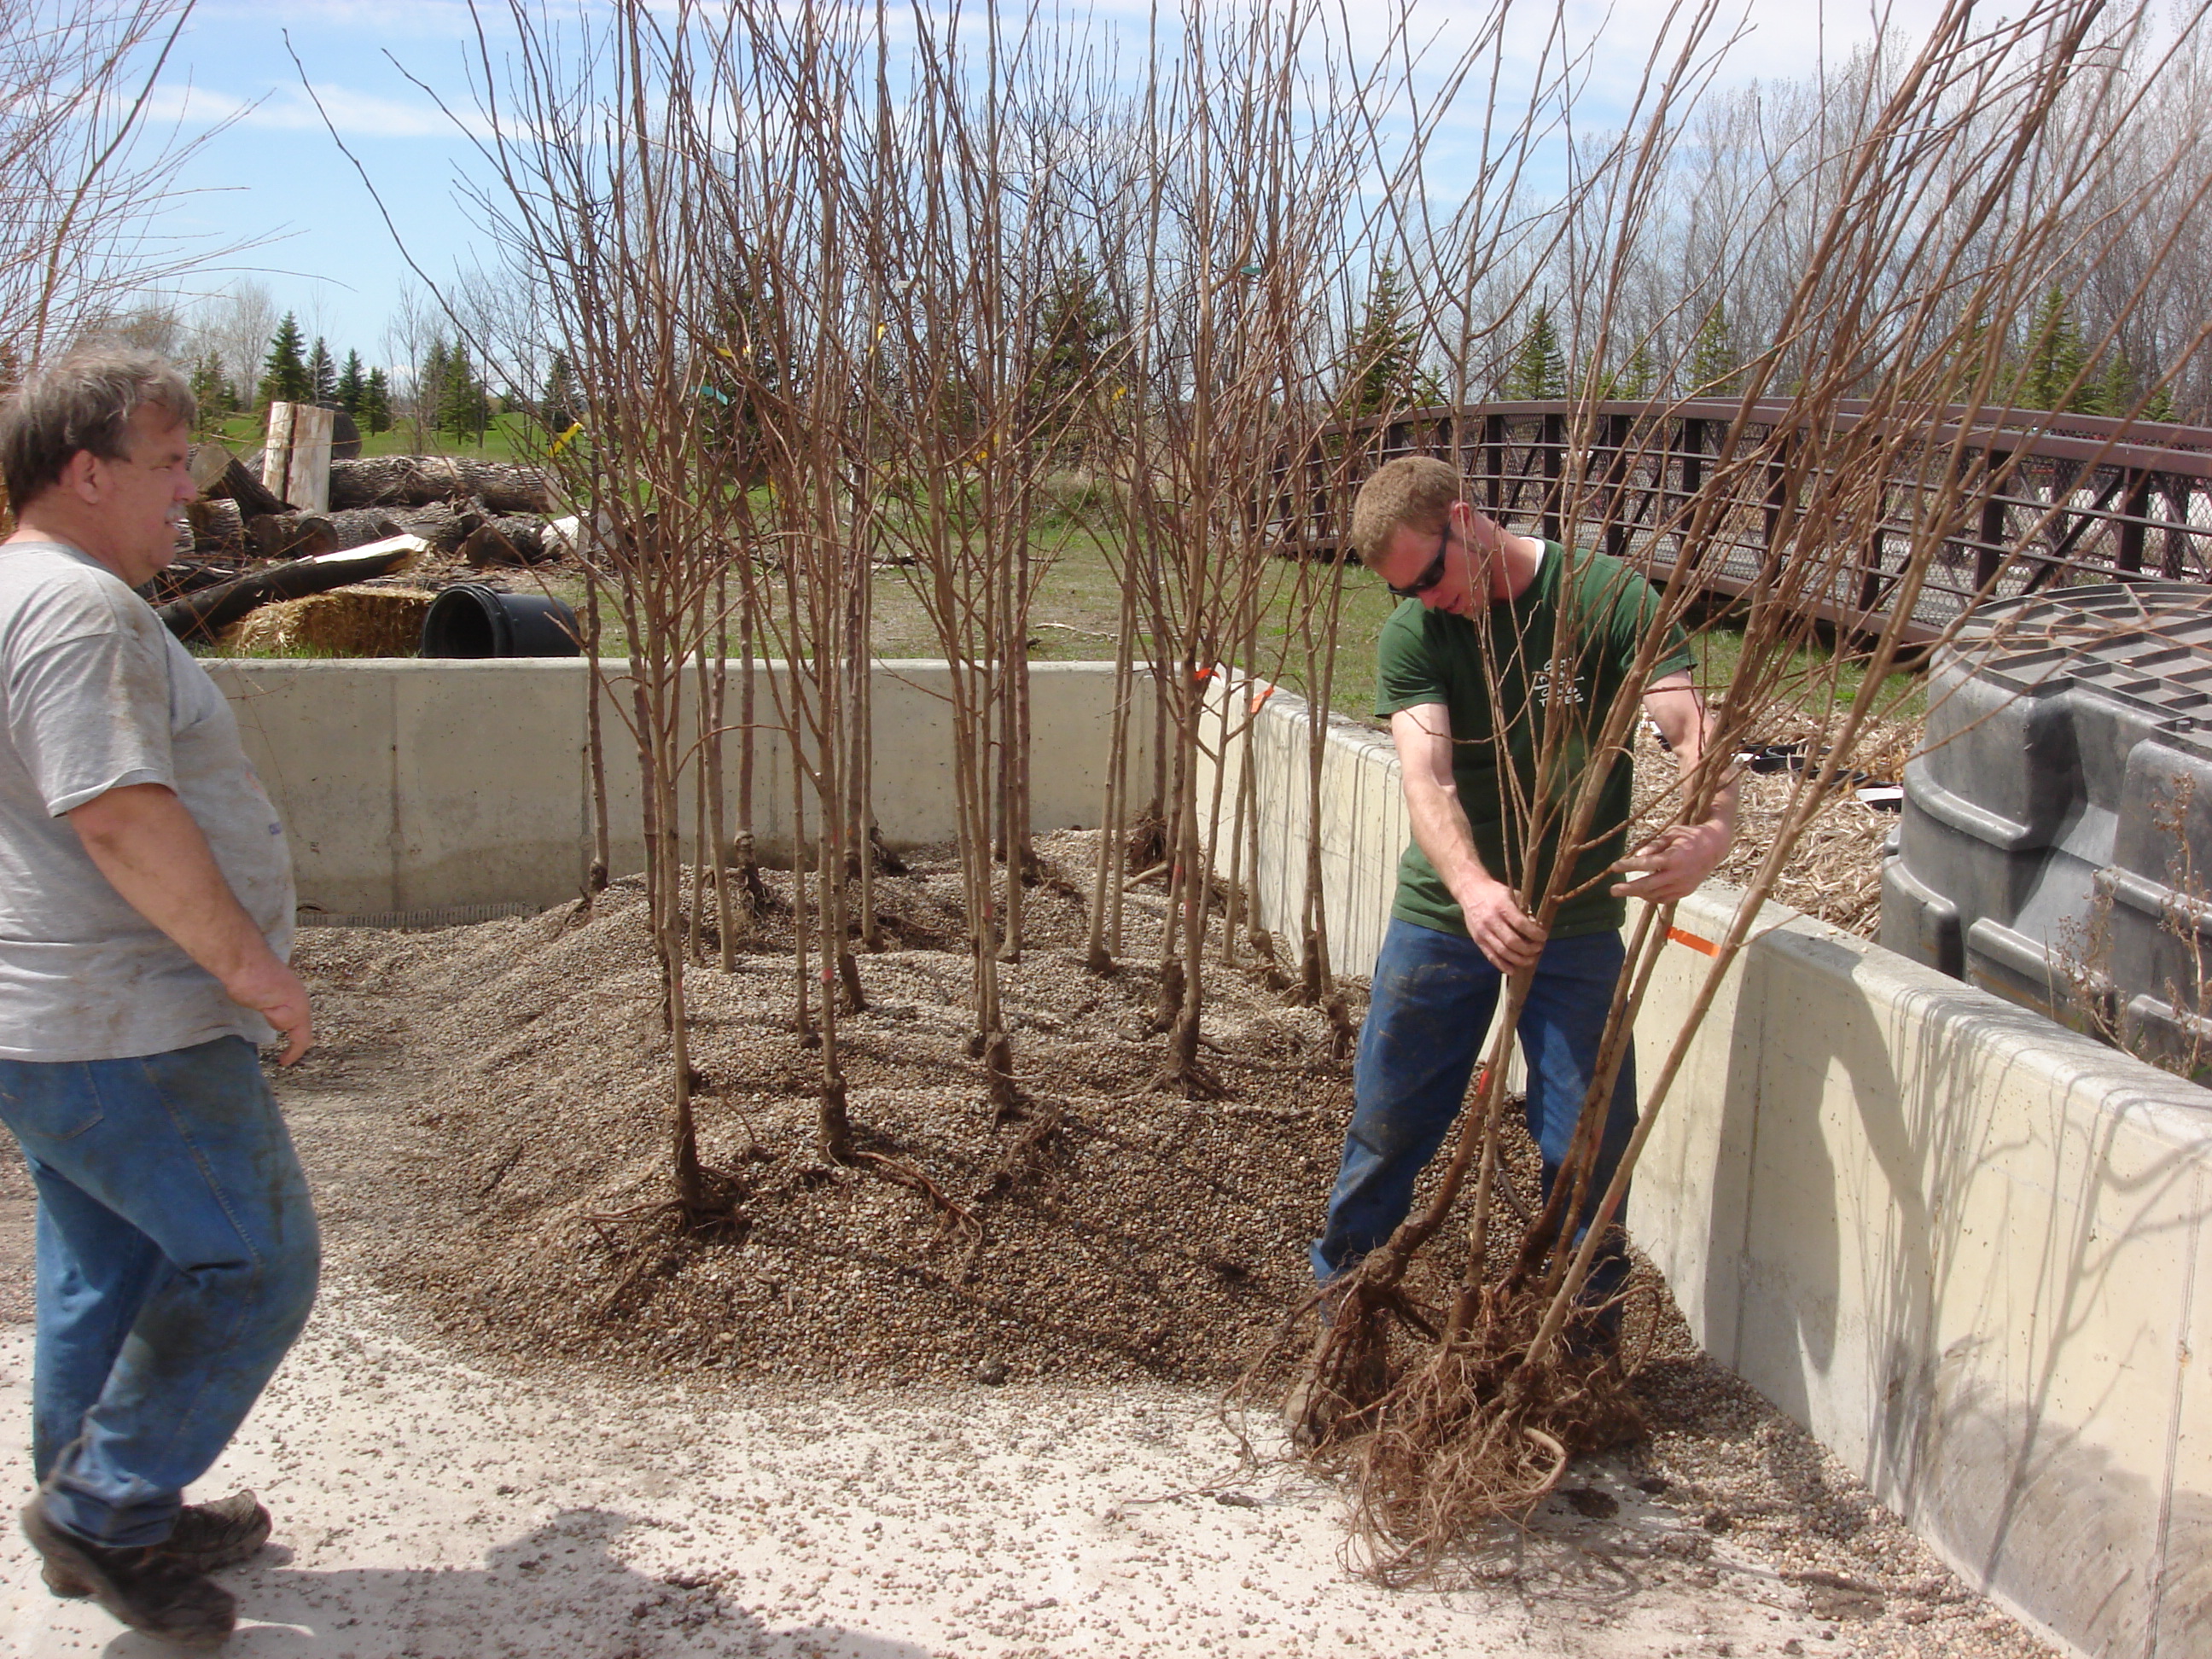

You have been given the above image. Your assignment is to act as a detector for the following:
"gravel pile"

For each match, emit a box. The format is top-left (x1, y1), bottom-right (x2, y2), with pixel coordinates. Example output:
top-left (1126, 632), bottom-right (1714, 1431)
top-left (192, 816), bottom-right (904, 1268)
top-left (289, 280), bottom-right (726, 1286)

top-left (297, 833), bottom-right (1358, 1388)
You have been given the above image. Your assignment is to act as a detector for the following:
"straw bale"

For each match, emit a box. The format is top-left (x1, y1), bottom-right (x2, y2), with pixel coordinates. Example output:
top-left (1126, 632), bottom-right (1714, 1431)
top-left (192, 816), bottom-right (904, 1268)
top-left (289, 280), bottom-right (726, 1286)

top-left (224, 585), bottom-right (439, 658)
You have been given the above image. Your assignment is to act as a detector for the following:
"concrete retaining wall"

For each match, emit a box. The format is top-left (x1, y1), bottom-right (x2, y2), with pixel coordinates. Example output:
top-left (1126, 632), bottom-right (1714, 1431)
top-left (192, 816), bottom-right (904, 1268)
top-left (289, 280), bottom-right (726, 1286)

top-left (1199, 683), bottom-right (2211, 1659)
top-left (212, 659), bottom-right (1147, 918)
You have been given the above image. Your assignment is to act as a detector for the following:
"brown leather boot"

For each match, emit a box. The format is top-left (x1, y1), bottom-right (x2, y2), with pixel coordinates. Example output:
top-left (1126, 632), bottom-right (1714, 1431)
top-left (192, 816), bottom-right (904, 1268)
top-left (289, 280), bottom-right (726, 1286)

top-left (20, 1495), bottom-right (237, 1648)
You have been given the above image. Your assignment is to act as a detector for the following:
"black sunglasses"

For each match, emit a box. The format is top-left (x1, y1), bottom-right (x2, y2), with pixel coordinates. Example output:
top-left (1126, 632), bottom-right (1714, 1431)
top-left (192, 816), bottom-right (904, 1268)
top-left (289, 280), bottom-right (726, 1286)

top-left (1388, 524), bottom-right (1453, 599)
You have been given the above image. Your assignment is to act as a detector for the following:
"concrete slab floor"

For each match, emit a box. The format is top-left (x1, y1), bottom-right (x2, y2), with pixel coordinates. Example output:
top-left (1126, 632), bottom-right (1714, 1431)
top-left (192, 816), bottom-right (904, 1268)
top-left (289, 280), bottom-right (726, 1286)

top-left (0, 1272), bottom-right (1854, 1658)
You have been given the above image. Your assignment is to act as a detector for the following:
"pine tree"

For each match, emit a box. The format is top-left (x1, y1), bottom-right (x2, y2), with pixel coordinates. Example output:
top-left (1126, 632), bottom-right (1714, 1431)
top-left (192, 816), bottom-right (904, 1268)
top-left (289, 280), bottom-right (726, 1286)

top-left (543, 352), bottom-right (579, 431)
top-left (1339, 263), bottom-right (1439, 416)
top-left (2144, 380), bottom-right (2176, 422)
top-left (188, 352), bottom-right (234, 428)
top-left (362, 368), bottom-right (393, 434)
top-left (306, 338), bottom-right (337, 405)
top-left (441, 342), bottom-right (491, 444)
top-left (417, 338), bottom-right (451, 438)
top-left (2016, 285), bottom-right (2090, 412)
top-left (335, 349), bottom-right (367, 416)
top-left (258, 312), bottom-right (311, 406)
top-left (1687, 302), bottom-right (1737, 395)
top-left (1502, 302), bottom-right (1568, 399)
top-left (2091, 350), bottom-right (2134, 419)
top-left (1032, 253), bottom-right (1126, 431)
top-left (1596, 341), bottom-right (1655, 400)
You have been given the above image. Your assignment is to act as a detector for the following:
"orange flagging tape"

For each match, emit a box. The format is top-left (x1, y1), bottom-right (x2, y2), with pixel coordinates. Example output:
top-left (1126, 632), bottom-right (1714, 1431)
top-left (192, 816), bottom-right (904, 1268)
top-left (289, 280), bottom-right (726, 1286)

top-left (1668, 926), bottom-right (1720, 958)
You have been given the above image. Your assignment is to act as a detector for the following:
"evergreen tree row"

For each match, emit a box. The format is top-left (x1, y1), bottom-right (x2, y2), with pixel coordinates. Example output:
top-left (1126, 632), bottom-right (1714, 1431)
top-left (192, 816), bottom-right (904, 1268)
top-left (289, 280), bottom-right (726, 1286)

top-left (1336, 271), bottom-right (2181, 421)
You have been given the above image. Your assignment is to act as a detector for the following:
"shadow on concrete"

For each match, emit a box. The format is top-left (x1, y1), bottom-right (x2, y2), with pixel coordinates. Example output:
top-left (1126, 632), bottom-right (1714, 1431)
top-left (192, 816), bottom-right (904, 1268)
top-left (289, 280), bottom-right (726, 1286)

top-left (81, 1509), bottom-right (932, 1659)
top-left (1698, 918), bottom-right (2212, 1656)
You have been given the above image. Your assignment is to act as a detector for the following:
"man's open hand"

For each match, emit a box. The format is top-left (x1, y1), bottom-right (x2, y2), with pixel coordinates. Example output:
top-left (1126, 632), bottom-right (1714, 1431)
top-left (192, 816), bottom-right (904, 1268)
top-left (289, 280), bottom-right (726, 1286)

top-left (1610, 818), bottom-right (1731, 905)
top-left (1461, 878), bottom-right (1547, 973)
top-left (227, 958), bottom-right (314, 1066)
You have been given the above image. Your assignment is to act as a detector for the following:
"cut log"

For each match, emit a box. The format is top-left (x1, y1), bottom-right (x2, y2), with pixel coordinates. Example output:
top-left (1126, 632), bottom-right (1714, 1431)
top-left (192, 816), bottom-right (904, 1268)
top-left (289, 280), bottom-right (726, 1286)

top-left (144, 562), bottom-right (240, 607)
top-left (323, 508), bottom-right (405, 551)
top-left (189, 443), bottom-right (231, 493)
top-left (186, 496), bottom-right (245, 555)
top-left (462, 515), bottom-right (550, 566)
top-left (259, 405), bottom-right (295, 498)
top-left (156, 536), bottom-right (428, 643)
top-left (189, 442), bottom-right (289, 516)
top-left (245, 514), bottom-right (339, 562)
top-left (328, 455), bottom-right (550, 515)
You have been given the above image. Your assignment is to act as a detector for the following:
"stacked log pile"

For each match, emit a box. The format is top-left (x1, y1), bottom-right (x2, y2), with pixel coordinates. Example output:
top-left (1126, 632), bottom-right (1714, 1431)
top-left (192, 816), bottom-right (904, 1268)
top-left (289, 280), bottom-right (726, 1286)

top-left (151, 446), bottom-right (570, 643)
top-left (174, 445), bottom-right (564, 578)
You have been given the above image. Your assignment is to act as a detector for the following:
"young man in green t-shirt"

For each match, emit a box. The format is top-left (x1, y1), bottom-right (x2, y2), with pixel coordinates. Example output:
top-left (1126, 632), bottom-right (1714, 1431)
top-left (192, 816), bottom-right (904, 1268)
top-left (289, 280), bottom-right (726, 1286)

top-left (1311, 457), bottom-right (1736, 1342)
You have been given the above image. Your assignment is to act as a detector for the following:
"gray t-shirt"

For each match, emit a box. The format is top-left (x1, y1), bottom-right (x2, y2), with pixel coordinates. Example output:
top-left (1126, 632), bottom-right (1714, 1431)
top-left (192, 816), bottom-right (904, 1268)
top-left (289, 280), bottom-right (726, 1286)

top-left (0, 541), bottom-right (294, 1061)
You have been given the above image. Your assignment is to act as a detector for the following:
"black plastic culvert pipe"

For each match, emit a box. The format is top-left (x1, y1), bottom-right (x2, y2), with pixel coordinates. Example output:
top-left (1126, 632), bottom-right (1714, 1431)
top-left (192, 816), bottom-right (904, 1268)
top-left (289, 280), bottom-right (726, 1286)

top-left (417, 584), bottom-right (580, 658)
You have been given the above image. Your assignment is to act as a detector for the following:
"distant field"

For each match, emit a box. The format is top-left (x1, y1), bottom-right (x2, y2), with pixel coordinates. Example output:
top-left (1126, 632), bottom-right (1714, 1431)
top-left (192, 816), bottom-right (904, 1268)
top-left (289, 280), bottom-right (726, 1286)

top-left (200, 408), bottom-right (541, 464)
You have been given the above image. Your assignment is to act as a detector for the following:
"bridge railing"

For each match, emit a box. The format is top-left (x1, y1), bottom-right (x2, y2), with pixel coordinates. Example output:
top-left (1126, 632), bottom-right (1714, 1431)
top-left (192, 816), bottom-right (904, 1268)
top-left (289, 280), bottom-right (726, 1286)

top-left (1266, 398), bottom-right (2212, 645)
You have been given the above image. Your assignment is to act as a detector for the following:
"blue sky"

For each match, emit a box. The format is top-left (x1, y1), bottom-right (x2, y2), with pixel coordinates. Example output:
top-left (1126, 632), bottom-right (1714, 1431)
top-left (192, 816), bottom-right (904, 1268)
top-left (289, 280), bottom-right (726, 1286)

top-left (144, 0), bottom-right (1953, 377)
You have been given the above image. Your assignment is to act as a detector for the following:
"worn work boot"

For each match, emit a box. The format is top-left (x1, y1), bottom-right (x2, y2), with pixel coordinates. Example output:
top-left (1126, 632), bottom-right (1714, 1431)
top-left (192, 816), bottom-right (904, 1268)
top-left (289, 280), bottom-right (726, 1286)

top-left (21, 1497), bottom-right (238, 1648)
top-left (38, 1489), bottom-right (271, 1598)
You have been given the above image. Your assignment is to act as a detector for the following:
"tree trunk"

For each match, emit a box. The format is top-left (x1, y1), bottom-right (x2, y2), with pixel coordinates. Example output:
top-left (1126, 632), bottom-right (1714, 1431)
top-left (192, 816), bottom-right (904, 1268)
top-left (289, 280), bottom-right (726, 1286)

top-left (323, 509), bottom-right (406, 550)
top-left (190, 443), bottom-right (288, 516)
top-left (243, 514), bottom-right (338, 562)
top-left (329, 455), bottom-right (551, 514)
top-left (186, 496), bottom-right (245, 556)
top-left (155, 541), bottom-right (418, 642)
top-left (462, 515), bottom-right (550, 566)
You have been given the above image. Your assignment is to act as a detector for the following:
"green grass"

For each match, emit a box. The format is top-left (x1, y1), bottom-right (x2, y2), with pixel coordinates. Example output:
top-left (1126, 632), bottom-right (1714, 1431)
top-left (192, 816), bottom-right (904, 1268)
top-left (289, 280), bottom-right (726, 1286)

top-left (1689, 618), bottom-right (1928, 725)
top-left (198, 408), bottom-right (542, 463)
top-left (524, 509), bottom-right (1403, 719)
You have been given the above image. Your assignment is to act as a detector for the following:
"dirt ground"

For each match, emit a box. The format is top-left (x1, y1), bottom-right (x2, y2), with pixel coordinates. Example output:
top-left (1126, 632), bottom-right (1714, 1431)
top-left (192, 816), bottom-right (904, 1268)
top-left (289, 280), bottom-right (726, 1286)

top-left (27, 825), bottom-right (2040, 1657)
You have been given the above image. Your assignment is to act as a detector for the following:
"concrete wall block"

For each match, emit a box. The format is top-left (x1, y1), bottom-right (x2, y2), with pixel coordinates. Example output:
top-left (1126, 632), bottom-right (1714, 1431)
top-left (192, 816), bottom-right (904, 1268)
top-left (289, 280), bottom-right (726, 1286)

top-left (1626, 894), bottom-right (1770, 1371)
top-left (221, 659), bottom-right (1144, 916)
top-left (2153, 1174), bottom-right (2212, 1656)
top-left (1643, 885), bottom-right (2212, 1659)
top-left (208, 661), bottom-right (401, 915)
top-left (393, 662), bottom-right (591, 911)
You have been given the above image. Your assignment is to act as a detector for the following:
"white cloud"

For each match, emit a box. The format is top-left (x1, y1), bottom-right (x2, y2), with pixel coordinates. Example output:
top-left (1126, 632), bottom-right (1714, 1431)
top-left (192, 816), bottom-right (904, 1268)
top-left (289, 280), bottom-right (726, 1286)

top-left (143, 80), bottom-right (492, 140)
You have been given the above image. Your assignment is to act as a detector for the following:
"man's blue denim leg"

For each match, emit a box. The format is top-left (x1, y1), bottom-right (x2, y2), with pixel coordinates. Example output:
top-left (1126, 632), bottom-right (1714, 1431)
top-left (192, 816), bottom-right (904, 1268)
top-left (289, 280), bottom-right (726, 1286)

top-left (1313, 919), bottom-right (1497, 1281)
top-left (0, 1036), bottom-right (319, 1548)
top-left (1313, 923), bottom-right (1639, 1312)
top-left (1513, 930), bottom-right (1639, 1324)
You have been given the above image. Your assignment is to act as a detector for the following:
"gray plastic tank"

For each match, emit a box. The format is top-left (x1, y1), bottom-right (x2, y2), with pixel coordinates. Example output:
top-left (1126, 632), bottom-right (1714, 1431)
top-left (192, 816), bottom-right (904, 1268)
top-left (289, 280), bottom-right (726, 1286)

top-left (1880, 581), bottom-right (2212, 1076)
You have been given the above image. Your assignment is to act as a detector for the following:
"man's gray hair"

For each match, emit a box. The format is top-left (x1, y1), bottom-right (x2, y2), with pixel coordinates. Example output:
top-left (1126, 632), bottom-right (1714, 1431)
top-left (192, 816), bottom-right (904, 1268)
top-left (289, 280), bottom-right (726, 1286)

top-left (1, 348), bottom-right (196, 511)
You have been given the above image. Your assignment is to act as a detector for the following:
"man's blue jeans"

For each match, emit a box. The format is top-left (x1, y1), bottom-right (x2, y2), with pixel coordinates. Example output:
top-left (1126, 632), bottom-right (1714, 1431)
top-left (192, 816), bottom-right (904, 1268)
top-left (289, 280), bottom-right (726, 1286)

top-left (0, 1035), bottom-right (318, 1547)
top-left (1314, 920), bottom-right (1638, 1318)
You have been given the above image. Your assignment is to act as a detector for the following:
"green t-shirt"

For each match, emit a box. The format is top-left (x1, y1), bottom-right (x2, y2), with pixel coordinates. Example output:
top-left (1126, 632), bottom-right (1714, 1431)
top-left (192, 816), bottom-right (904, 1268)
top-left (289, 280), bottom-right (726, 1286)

top-left (1374, 542), bottom-right (1694, 941)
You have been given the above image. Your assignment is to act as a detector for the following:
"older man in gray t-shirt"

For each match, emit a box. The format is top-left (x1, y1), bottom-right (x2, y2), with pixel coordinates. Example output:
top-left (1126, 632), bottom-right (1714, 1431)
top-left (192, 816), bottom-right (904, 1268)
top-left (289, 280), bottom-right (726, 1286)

top-left (0, 351), bottom-right (318, 1647)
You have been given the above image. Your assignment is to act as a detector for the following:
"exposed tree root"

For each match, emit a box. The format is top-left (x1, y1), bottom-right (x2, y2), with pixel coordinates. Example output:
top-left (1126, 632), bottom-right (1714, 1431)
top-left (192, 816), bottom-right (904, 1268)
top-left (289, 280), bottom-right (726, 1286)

top-left (1125, 807), bottom-right (1167, 872)
top-left (981, 1029), bottom-right (1022, 1121)
top-left (1148, 1005), bottom-right (1225, 1098)
top-left (971, 1100), bottom-right (1067, 1203)
top-left (583, 1165), bottom-right (754, 1319)
top-left (1241, 1267), bottom-right (1645, 1586)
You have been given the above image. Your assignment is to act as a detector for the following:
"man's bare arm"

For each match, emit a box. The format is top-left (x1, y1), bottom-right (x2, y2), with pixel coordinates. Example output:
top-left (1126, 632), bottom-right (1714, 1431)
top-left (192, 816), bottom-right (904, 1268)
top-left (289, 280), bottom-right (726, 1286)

top-left (67, 783), bottom-right (312, 1063)
top-left (1389, 703), bottom-right (1545, 972)
top-left (1610, 672), bottom-right (1738, 905)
